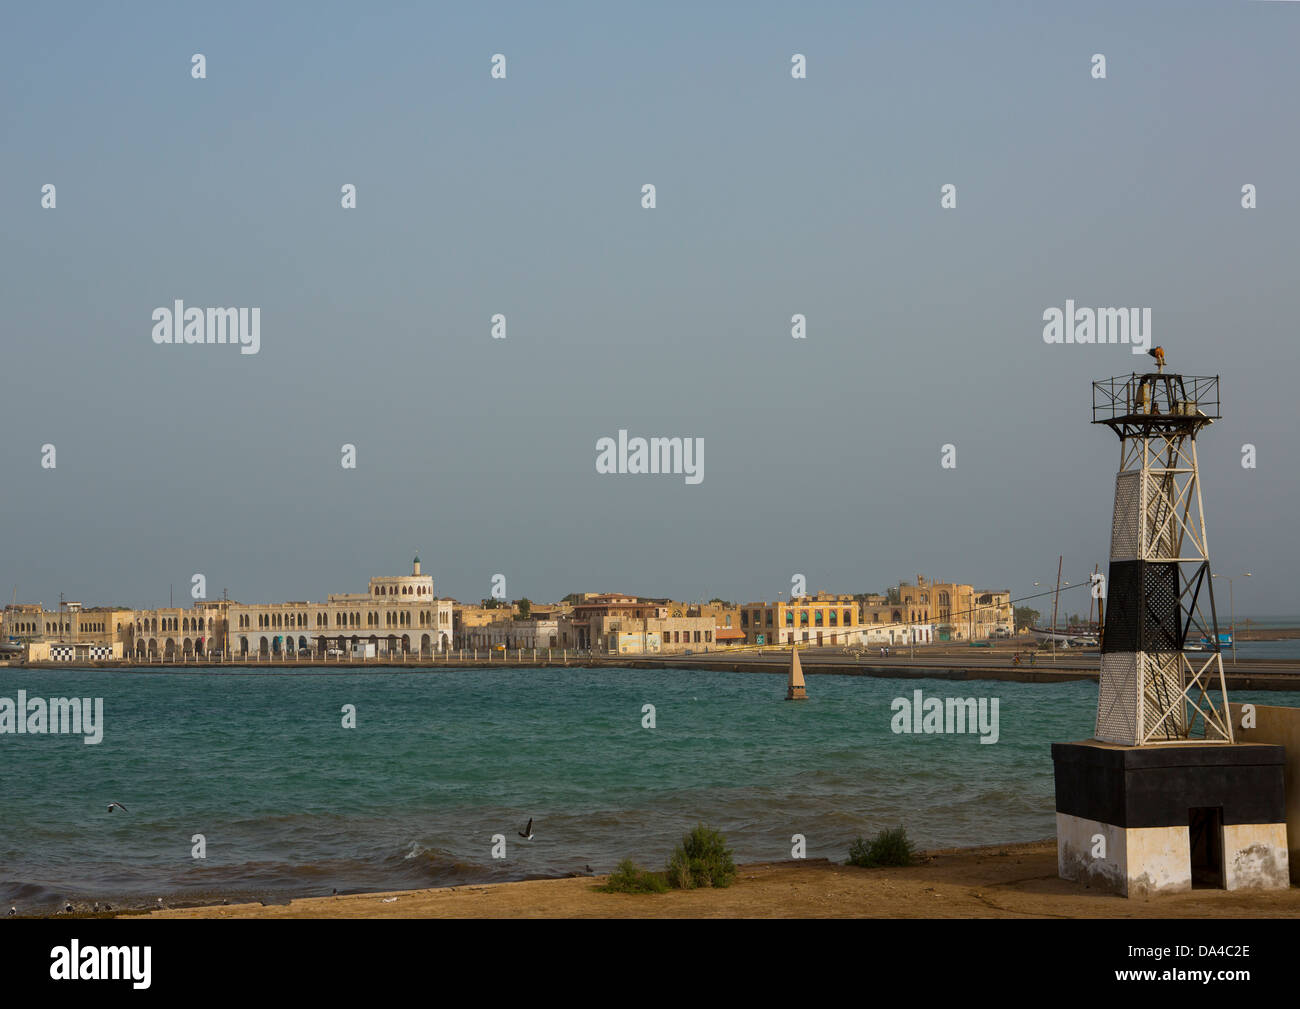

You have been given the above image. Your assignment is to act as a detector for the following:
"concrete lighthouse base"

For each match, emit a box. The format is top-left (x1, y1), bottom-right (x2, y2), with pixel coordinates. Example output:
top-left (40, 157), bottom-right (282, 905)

top-left (1051, 740), bottom-right (1289, 897)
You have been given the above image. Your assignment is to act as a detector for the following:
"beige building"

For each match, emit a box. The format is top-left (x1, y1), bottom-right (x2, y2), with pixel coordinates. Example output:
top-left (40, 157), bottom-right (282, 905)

top-left (453, 603), bottom-right (518, 648)
top-left (3, 601), bottom-right (135, 660)
top-left (739, 592), bottom-right (862, 646)
top-left (898, 576), bottom-right (1012, 641)
top-left (114, 556), bottom-right (453, 659)
top-left (223, 556), bottom-right (452, 658)
top-left (463, 617), bottom-right (561, 651)
top-left (561, 594), bottom-right (718, 653)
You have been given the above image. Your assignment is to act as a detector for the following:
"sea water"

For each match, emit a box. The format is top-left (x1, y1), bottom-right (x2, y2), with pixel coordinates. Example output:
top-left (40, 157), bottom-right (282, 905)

top-left (1, 665), bottom-right (1295, 912)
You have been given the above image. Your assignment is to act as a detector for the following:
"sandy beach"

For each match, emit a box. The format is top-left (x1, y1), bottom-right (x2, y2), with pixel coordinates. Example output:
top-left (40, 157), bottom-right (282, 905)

top-left (134, 840), bottom-right (1300, 919)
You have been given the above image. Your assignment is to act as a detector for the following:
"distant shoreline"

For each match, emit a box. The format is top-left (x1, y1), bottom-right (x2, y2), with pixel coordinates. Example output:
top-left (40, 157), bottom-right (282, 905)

top-left (6, 649), bottom-right (1300, 689)
top-left (1237, 626), bottom-right (1300, 640)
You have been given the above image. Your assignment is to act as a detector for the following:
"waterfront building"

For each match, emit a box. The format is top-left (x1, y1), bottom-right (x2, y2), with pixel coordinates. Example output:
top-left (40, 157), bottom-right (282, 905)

top-left (856, 597), bottom-right (928, 644)
top-left (226, 557), bottom-right (451, 658)
top-left (120, 556), bottom-right (452, 659)
top-left (898, 576), bottom-right (1012, 641)
top-left (3, 601), bottom-right (134, 660)
top-left (739, 593), bottom-right (862, 647)
top-left (562, 594), bottom-right (717, 653)
top-left (464, 617), bottom-right (561, 651)
top-left (453, 603), bottom-right (518, 648)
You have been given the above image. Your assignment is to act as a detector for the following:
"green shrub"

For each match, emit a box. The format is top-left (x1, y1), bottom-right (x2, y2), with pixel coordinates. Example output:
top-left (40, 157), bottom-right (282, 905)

top-left (666, 824), bottom-right (737, 889)
top-left (848, 827), bottom-right (917, 868)
top-left (598, 858), bottom-right (669, 894)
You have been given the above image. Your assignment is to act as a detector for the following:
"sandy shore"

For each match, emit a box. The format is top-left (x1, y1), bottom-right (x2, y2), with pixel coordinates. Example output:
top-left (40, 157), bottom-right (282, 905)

top-left (133, 840), bottom-right (1300, 918)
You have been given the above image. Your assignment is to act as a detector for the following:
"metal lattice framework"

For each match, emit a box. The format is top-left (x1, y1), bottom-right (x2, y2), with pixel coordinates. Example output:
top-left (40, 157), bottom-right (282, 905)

top-left (1092, 370), bottom-right (1232, 746)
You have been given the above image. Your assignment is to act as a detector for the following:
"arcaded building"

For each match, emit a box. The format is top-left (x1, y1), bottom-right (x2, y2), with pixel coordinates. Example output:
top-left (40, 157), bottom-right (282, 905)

top-left (118, 557), bottom-right (453, 659)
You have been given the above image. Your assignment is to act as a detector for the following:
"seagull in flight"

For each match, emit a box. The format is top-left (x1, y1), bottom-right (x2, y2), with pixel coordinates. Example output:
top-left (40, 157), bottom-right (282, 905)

top-left (518, 818), bottom-right (534, 840)
top-left (106, 802), bottom-right (128, 813)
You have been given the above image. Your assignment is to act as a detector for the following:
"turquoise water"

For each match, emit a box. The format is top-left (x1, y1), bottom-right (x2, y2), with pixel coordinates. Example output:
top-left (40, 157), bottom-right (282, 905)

top-left (1222, 640), bottom-right (1300, 661)
top-left (1, 666), bottom-right (1295, 912)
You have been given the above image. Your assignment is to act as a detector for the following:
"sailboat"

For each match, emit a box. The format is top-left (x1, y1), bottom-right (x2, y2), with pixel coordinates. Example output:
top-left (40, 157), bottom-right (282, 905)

top-left (786, 646), bottom-right (807, 700)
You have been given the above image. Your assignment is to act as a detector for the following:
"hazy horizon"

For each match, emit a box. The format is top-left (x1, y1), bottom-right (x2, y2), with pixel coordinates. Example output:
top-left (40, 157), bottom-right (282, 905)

top-left (3, 1), bottom-right (1297, 617)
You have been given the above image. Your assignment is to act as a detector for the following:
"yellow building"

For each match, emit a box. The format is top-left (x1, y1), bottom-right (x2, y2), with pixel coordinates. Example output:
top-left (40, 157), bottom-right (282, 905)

top-left (739, 592), bottom-right (861, 646)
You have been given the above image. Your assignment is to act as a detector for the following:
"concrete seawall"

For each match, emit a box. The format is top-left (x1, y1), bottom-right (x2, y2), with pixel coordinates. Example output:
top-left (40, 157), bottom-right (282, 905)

top-left (8, 654), bottom-right (1300, 691)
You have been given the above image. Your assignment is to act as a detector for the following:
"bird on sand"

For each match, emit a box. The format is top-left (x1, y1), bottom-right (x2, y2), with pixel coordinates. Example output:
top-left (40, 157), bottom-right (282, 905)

top-left (106, 802), bottom-right (128, 813)
top-left (518, 818), bottom-right (534, 840)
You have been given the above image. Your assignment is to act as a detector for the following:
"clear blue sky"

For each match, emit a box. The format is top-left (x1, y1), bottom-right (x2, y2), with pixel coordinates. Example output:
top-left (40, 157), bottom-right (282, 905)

top-left (2, 1), bottom-right (1297, 617)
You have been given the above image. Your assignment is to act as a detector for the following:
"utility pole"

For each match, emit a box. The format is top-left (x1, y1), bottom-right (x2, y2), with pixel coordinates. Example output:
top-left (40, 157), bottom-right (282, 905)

top-left (1051, 555), bottom-right (1062, 664)
top-left (1212, 573), bottom-right (1251, 665)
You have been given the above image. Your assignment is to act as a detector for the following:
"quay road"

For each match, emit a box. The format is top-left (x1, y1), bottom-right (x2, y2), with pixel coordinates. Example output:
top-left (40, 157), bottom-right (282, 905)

top-left (639, 645), bottom-right (1300, 692)
top-left (8, 643), bottom-right (1300, 690)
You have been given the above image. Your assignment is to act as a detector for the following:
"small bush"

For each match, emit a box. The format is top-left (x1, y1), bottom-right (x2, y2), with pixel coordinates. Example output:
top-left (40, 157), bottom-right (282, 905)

top-left (598, 858), bottom-right (669, 894)
top-left (848, 827), bottom-right (918, 868)
top-left (666, 824), bottom-right (737, 889)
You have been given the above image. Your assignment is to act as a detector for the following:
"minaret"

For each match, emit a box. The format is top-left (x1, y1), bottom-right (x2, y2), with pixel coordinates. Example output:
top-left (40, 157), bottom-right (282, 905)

top-left (413, 553), bottom-right (421, 576)
top-left (786, 645), bottom-right (807, 700)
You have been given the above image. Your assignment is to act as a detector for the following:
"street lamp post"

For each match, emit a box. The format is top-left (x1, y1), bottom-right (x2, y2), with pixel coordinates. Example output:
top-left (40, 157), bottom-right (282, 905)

top-left (1212, 572), bottom-right (1251, 665)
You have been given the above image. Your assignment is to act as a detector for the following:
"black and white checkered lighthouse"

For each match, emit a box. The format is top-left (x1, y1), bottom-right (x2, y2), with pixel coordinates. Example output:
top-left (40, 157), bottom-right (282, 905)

top-left (1052, 350), bottom-right (1289, 896)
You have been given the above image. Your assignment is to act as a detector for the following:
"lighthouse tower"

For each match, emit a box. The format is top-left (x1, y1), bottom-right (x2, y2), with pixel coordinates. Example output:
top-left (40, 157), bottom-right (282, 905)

top-left (1091, 352), bottom-right (1231, 745)
top-left (1052, 352), bottom-right (1289, 896)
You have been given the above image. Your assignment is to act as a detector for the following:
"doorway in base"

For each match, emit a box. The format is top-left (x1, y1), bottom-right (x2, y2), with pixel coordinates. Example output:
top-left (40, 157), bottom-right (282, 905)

top-left (1189, 806), bottom-right (1224, 889)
